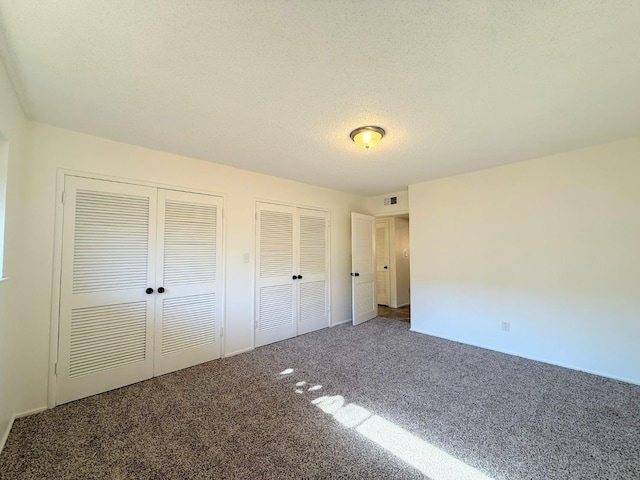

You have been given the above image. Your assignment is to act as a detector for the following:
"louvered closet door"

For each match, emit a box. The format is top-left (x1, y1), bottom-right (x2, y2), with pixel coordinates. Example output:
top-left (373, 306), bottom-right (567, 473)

top-left (255, 203), bottom-right (297, 347)
top-left (154, 190), bottom-right (223, 376)
top-left (297, 208), bottom-right (329, 335)
top-left (57, 177), bottom-right (157, 405)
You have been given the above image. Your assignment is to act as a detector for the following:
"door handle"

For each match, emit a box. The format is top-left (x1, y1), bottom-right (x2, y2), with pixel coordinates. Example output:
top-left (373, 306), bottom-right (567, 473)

top-left (145, 288), bottom-right (154, 294)
top-left (384, 266), bottom-right (388, 269)
top-left (292, 275), bottom-right (297, 280)
top-left (157, 287), bottom-right (165, 293)
top-left (297, 275), bottom-right (302, 279)
top-left (354, 272), bottom-right (360, 276)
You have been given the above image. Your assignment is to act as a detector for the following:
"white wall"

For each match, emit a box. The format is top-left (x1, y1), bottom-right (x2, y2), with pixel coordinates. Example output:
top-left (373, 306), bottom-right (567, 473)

top-left (393, 217), bottom-right (410, 307)
top-left (366, 190), bottom-right (408, 216)
top-left (0, 58), bottom-right (28, 449)
top-left (19, 123), bottom-right (367, 412)
top-left (409, 137), bottom-right (640, 384)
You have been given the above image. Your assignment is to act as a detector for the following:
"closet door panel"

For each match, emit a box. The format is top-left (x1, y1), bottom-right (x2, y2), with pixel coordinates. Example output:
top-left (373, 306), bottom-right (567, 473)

top-left (297, 209), bottom-right (329, 335)
top-left (57, 176), bottom-right (157, 405)
top-left (154, 189), bottom-right (223, 376)
top-left (255, 203), bottom-right (297, 347)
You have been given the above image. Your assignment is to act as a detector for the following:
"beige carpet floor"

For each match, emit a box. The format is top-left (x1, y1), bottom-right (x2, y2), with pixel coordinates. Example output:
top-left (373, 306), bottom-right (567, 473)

top-left (1, 317), bottom-right (639, 479)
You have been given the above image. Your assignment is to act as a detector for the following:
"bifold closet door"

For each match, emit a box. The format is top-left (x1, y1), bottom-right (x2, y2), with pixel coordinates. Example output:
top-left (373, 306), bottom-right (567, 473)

top-left (57, 176), bottom-right (157, 405)
top-left (297, 208), bottom-right (329, 335)
top-left (255, 203), bottom-right (330, 347)
top-left (153, 189), bottom-right (223, 375)
top-left (57, 178), bottom-right (224, 404)
top-left (255, 203), bottom-right (297, 347)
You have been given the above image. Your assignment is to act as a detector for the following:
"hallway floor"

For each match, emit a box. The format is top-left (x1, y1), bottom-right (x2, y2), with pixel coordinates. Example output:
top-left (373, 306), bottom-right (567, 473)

top-left (377, 305), bottom-right (410, 322)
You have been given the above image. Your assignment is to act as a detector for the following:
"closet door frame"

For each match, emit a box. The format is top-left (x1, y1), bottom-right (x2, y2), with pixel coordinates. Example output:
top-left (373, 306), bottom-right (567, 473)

top-left (252, 199), bottom-right (331, 348)
top-left (48, 170), bottom-right (226, 408)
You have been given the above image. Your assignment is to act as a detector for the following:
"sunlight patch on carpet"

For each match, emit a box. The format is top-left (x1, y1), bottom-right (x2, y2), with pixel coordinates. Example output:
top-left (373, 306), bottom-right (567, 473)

top-left (312, 395), bottom-right (493, 480)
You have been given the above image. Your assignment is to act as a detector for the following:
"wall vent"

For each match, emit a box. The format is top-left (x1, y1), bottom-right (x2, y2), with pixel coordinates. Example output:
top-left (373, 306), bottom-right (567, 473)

top-left (383, 196), bottom-right (398, 206)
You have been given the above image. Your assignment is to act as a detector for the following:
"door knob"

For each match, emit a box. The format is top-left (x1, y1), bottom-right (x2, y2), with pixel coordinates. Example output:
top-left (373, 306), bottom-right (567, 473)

top-left (297, 275), bottom-right (302, 279)
top-left (355, 273), bottom-right (360, 276)
top-left (146, 288), bottom-right (154, 294)
top-left (157, 287), bottom-right (165, 293)
top-left (384, 266), bottom-right (388, 269)
top-left (292, 275), bottom-right (297, 280)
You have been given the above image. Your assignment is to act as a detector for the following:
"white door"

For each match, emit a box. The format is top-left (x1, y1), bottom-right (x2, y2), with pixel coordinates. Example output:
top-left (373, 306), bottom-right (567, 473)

top-left (376, 221), bottom-right (390, 306)
top-left (297, 208), bottom-right (329, 335)
top-left (153, 189), bottom-right (223, 376)
top-left (351, 213), bottom-right (377, 325)
top-left (58, 177), bottom-right (225, 404)
top-left (57, 177), bottom-right (157, 404)
top-left (255, 203), bottom-right (297, 347)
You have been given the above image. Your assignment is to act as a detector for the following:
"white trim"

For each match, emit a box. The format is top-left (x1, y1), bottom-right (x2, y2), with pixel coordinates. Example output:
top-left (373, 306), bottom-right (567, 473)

top-left (15, 406), bottom-right (47, 419)
top-left (331, 318), bottom-right (352, 327)
top-left (250, 201), bottom-right (258, 350)
top-left (48, 170), bottom-right (66, 408)
top-left (409, 327), bottom-right (640, 387)
top-left (0, 406), bottom-right (48, 454)
top-left (55, 168), bottom-right (227, 198)
top-left (326, 211), bottom-right (332, 328)
top-left (223, 347), bottom-right (254, 358)
top-left (374, 210), bottom-right (409, 218)
top-left (219, 195), bottom-right (228, 359)
top-left (49, 169), bottom-right (228, 407)
top-left (0, 277), bottom-right (8, 284)
top-left (0, 416), bottom-right (13, 454)
top-left (253, 196), bottom-right (330, 213)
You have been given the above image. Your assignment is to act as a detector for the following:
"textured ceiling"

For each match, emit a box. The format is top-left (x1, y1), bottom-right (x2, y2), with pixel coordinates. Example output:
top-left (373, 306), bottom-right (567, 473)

top-left (0, 1), bottom-right (639, 196)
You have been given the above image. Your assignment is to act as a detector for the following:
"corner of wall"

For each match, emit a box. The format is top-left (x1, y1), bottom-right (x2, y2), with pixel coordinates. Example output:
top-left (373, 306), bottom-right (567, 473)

top-left (0, 55), bottom-right (30, 456)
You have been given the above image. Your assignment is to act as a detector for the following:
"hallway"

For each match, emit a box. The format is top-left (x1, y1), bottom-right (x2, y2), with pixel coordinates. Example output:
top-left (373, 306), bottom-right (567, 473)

top-left (377, 305), bottom-right (410, 323)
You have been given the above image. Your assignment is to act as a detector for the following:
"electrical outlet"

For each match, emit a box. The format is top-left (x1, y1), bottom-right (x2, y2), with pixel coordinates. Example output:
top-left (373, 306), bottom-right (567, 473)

top-left (501, 321), bottom-right (510, 332)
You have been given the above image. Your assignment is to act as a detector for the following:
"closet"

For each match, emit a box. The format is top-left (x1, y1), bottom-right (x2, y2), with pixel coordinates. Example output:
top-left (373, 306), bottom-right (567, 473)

top-left (255, 202), bottom-right (329, 347)
top-left (56, 176), bottom-right (223, 404)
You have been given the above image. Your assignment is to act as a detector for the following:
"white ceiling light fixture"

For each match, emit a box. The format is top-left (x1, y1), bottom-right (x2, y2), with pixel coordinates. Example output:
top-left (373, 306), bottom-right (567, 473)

top-left (350, 126), bottom-right (385, 149)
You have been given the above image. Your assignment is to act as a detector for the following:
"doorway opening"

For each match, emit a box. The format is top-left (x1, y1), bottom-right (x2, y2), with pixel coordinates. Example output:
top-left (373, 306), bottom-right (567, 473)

top-left (375, 214), bottom-right (410, 323)
top-left (378, 305), bottom-right (410, 323)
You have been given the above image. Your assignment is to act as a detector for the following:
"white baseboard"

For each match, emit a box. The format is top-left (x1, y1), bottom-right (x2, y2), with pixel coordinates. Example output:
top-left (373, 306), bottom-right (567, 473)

top-left (16, 406), bottom-right (48, 419)
top-left (223, 347), bottom-right (254, 358)
top-left (331, 318), bottom-right (352, 327)
top-left (0, 406), bottom-right (47, 454)
top-left (409, 327), bottom-right (640, 387)
top-left (0, 416), bottom-right (15, 454)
